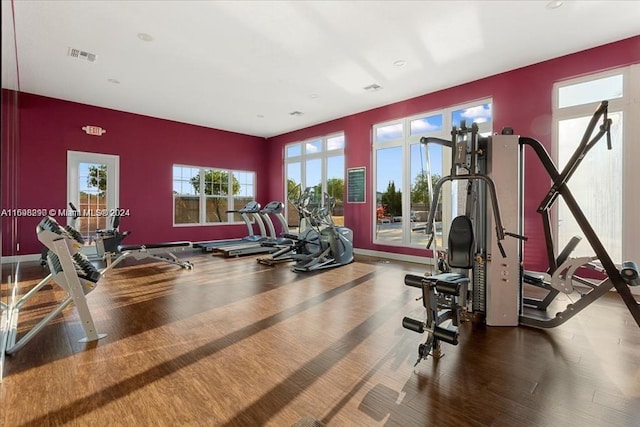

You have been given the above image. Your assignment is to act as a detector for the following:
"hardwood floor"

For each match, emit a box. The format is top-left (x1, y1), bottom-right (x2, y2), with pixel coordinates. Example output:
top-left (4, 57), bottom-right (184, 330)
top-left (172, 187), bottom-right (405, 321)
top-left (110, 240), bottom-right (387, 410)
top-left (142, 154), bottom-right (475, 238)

top-left (1, 252), bottom-right (639, 426)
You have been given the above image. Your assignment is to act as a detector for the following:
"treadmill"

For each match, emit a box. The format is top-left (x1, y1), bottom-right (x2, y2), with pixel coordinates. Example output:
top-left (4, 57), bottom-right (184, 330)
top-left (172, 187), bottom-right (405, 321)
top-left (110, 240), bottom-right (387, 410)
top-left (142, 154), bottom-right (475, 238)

top-left (258, 200), bottom-right (293, 247)
top-left (214, 202), bottom-right (285, 257)
top-left (193, 201), bottom-right (269, 252)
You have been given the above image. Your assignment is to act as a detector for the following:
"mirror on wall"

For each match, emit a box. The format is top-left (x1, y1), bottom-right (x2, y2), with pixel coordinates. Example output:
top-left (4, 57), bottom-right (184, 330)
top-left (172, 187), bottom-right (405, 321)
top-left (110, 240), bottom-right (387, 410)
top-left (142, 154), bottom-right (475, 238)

top-left (1, 0), bottom-right (22, 380)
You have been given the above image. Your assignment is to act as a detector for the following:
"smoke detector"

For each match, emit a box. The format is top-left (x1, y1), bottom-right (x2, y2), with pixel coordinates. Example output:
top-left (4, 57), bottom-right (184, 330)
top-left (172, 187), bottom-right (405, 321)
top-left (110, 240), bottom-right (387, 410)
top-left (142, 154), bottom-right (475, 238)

top-left (67, 47), bottom-right (97, 63)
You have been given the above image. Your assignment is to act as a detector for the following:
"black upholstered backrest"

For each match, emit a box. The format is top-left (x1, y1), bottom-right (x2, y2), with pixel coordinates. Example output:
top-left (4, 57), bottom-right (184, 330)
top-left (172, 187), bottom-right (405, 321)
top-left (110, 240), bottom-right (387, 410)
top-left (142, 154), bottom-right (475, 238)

top-left (112, 213), bottom-right (121, 230)
top-left (447, 215), bottom-right (474, 269)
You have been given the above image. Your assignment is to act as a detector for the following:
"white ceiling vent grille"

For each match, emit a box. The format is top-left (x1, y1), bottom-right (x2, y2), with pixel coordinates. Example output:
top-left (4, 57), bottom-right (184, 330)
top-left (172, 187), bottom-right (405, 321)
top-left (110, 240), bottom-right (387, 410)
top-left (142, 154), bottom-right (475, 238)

top-left (363, 83), bottom-right (383, 92)
top-left (67, 47), bottom-right (97, 63)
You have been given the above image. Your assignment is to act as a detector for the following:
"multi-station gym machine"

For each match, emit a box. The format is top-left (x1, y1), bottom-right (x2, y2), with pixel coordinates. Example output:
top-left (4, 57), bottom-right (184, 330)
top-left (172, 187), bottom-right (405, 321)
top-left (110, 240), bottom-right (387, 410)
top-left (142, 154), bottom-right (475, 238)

top-left (402, 100), bottom-right (640, 366)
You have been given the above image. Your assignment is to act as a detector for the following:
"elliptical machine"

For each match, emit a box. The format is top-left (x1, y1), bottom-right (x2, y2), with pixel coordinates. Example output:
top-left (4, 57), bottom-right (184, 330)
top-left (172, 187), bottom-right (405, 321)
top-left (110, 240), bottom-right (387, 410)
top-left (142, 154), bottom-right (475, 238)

top-left (257, 187), bottom-right (320, 266)
top-left (290, 190), bottom-right (354, 272)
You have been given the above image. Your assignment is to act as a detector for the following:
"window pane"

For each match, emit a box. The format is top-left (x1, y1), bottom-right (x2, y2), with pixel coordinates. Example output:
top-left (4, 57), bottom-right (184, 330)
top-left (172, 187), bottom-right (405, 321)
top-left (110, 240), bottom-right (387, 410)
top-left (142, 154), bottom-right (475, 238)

top-left (410, 143), bottom-right (443, 246)
top-left (78, 162), bottom-right (108, 240)
top-left (231, 171), bottom-right (255, 222)
top-left (410, 114), bottom-right (443, 135)
top-left (174, 196), bottom-right (199, 224)
top-left (306, 158), bottom-right (322, 209)
top-left (558, 74), bottom-right (623, 109)
top-left (173, 166), bottom-right (200, 224)
top-left (205, 197), bottom-right (228, 223)
top-left (305, 139), bottom-right (322, 154)
top-left (327, 134), bottom-right (345, 150)
top-left (286, 162), bottom-right (302, 229)
top-left (452, 103), bottom-right (492, 128)
top-left (375, 146), bottom-right (403, 244)
top-left (286, 144), bottom-right (301, 158)
top-left (172, 166), bottom-right (200, 195)
top-left (375, 123), bottom-right (403, 142)
top-left (203, 169), bottom-right (228, 196)
top-left (557, 112), bottom-right (623, 262)
top-left (327, 155), bottom-right (345, 226)
top-left (234, 171), bottom-right (254, 198)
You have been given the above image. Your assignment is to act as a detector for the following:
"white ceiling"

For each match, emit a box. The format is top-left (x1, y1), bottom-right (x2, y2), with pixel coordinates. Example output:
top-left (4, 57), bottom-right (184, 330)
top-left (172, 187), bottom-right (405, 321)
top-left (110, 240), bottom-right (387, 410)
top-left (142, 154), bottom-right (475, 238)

top-left (2, 1), bottom-right (639, 138)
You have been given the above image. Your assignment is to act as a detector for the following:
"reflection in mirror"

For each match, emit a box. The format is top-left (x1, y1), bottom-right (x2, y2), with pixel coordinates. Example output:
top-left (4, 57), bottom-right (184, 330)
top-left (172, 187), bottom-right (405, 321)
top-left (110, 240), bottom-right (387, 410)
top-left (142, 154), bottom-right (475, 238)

top-left (1, 0), bottom-right (21, 380)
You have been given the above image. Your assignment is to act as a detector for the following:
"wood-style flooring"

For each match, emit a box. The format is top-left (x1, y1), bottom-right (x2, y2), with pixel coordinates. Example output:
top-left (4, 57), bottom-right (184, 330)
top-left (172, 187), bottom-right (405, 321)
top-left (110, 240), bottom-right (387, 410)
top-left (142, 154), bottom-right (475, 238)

top-left (1, 252), bottom-right (639, 426)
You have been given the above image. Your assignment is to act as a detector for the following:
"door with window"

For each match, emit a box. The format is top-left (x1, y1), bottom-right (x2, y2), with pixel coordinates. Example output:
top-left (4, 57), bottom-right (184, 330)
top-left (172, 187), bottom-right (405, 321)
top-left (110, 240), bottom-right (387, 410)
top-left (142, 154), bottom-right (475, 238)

top-left (67, 151), bottom-right (120, 255)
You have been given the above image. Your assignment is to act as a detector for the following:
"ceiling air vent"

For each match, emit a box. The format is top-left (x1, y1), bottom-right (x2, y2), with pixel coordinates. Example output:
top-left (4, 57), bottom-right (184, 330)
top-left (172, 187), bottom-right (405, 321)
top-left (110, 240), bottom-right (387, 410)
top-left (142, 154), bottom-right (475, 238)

top-left (68, 47), bottom-right (97, 63)
top-left (364, 83), bottom-right (383, 92)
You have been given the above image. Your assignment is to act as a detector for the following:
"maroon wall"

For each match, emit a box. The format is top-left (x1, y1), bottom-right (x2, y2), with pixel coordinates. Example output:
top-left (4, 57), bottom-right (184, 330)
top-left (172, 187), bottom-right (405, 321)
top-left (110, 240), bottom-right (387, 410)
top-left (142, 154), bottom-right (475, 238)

top-left (1, 92), bottom-right (267, 255)
top-left (266, 36), bottom-right (640, 270)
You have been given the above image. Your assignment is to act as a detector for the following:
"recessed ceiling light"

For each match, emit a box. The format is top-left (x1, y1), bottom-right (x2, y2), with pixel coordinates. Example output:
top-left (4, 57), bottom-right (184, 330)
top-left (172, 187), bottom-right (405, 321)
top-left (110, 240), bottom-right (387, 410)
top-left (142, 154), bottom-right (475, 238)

top-left (364, 83), bottom-right (383, 92)
top-left (309, 93), bottom-right (319, 99)
top-left (137, 33), bottom-right (154, 42)
top-left (107, 78), bottom-right (120, 84)
top-left (289, 111), bottom-right (304, 116)
top-left (393, 60), bottom-right (406, 67)
top-left (546, 1), bottom-right (563, 9)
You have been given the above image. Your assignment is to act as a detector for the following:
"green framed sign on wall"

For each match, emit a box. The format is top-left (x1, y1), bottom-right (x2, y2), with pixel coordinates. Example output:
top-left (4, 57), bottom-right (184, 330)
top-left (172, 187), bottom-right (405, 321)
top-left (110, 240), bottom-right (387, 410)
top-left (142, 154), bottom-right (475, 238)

top-left (347, 167), bottom-right (366, 203)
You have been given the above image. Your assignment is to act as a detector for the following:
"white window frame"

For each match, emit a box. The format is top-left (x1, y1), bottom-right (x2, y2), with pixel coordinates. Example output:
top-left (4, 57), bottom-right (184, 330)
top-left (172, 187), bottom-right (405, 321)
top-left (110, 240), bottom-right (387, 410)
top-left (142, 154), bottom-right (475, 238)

top-left (172, 164), bottom-right (256, 227)
top-left (552, 65), bottom-right (640, 270)
top-left (284, 132), bottom-right (345, 222)
top-left (372, 98), bottom-right (493, 247)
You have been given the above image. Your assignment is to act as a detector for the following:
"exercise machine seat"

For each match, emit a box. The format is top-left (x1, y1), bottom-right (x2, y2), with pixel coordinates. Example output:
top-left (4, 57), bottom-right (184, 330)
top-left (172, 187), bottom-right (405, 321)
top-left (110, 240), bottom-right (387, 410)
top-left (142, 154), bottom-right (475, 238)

top-left (448, 216), bottom-right (474, 269)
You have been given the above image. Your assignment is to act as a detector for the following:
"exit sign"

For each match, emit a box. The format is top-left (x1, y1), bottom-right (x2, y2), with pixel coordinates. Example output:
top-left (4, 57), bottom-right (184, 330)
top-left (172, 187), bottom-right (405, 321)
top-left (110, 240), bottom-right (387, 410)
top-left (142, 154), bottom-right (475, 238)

top-left (82, 125), bottom-right (106, 136)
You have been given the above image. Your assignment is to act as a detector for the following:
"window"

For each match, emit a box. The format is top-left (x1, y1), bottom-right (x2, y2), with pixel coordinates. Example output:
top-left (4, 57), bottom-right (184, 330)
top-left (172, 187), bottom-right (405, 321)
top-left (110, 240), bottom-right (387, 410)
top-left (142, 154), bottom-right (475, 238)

top-left (284, 132), bottom-right (345, 229)
top-left (553, 65), bottom-right (640, 265)
top-left (172, 165), bottom-right (255, 226)
top-left (373, 100), bottom-right (492, 248)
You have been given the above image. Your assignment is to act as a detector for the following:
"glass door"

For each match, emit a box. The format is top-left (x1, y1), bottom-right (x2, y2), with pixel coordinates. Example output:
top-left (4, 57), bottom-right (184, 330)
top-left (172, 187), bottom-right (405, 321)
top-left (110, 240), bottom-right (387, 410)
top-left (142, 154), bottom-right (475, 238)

top-left (67, 151), bottom-right (120, 256)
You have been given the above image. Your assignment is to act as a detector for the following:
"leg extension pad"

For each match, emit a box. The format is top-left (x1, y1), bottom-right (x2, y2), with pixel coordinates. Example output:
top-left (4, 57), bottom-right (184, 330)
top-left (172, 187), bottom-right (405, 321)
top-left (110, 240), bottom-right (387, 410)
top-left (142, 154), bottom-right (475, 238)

top-left (621, 261), bottom-right (640, 286)
top-left (433, 326), bottom-right (459, 345)
top-left (402, 317), bottom-right (424, 333)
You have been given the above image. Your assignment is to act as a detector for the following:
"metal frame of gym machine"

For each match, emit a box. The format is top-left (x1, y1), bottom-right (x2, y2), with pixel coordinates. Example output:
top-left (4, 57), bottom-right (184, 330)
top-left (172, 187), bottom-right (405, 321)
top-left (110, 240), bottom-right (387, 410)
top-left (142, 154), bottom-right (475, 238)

top-left (402, 100), bottom-right (640, 366)
top-left (516, 101), bottom-right (640, 328)
top-left (1, 216), bottom-right (106, 356)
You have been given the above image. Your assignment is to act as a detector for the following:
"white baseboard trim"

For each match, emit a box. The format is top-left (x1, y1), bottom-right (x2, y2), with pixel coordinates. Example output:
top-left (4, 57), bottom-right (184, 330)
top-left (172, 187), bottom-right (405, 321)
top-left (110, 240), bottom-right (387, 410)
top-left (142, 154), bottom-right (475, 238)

top-left (1, 254), bottom-right (41, 263)
top-left (354, 248), bottom-right (434, 267)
